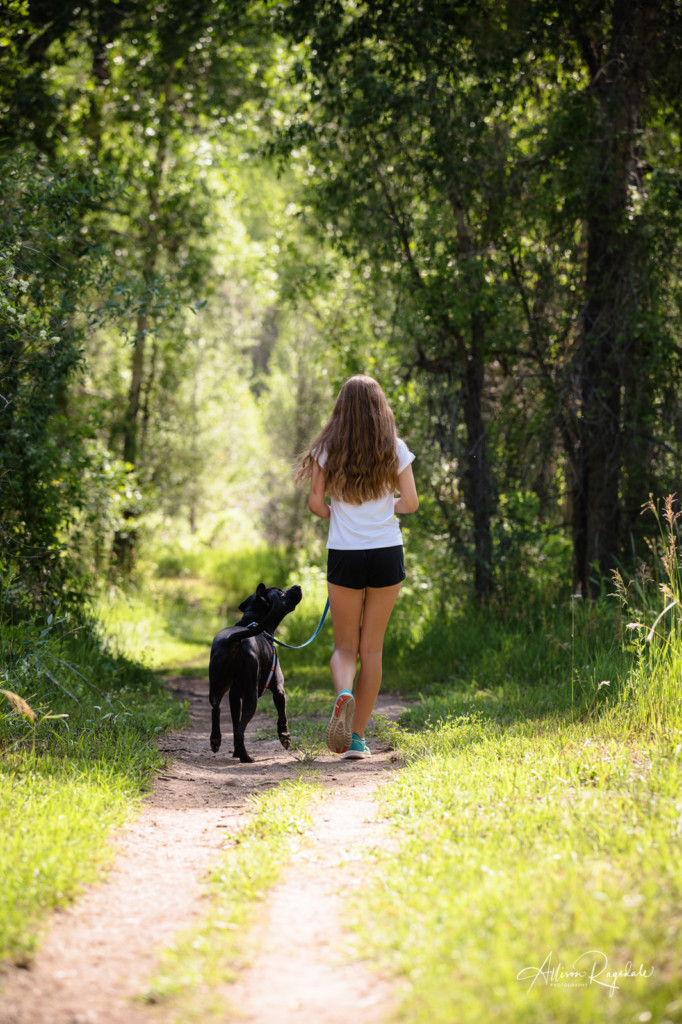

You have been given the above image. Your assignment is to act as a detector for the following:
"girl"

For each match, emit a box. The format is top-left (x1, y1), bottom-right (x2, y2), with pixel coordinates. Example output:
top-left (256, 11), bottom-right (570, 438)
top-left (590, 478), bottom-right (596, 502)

top-left (297, 375), bottom-right (419, 758)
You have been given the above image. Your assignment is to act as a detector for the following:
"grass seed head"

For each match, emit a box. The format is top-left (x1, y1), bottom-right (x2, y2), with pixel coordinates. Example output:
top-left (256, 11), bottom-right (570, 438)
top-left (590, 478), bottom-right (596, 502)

top-left (0, 689), bottom-right (36, 722)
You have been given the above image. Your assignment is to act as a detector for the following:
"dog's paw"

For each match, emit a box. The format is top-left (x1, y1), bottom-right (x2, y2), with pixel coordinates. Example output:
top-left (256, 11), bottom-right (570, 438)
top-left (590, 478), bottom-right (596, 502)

top-left (210, 737), bottom-right (221, 753)
top-left (239, 751), bottom-right (255, 764)
top-left (279, 731), bottom-right (292, 750)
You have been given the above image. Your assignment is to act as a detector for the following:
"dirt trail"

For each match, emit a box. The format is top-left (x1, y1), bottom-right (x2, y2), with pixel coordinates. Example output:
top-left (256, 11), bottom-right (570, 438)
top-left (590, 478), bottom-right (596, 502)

top-left (0, 677), bottom-right (407, 1024)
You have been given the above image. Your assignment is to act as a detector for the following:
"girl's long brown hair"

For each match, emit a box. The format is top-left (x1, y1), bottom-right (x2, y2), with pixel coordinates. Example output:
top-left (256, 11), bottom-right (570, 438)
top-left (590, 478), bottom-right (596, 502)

top-left (297, 375), bottom-right (400, 504)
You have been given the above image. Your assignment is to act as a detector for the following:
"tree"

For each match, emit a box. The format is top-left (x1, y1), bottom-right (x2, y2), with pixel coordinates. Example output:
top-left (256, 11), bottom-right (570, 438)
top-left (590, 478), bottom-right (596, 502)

top-left (0, 149), bottom-right (113, 607)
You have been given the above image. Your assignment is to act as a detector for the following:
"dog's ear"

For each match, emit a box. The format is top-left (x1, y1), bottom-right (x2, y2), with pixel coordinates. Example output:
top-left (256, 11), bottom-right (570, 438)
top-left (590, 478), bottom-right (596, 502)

top-left (256, 583), bottom-right (269, 601)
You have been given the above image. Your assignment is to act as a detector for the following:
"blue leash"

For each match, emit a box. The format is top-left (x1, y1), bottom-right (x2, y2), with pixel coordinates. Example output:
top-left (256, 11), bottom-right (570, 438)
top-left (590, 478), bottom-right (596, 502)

top-left (265, 597), bottom-right (330, 650)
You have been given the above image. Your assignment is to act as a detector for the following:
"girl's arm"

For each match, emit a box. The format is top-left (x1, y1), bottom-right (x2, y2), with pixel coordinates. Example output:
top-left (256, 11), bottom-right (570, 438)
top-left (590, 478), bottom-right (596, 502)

top-left (308, 461), bottom-right (331, 519)
top-left (394, 464), bottom-right (419, 514)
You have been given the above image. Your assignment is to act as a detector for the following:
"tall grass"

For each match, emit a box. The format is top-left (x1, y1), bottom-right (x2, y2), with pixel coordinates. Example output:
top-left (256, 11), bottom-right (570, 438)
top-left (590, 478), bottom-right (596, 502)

top-left (609, 495), bottom-right (682, 736)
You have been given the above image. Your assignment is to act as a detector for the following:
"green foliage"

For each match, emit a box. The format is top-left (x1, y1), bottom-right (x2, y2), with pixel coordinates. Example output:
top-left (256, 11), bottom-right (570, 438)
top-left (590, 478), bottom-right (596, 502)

top-left (3, 5), bottom-right (680, 1006)
top-left (151, 542), bottom-right (299, 613)
top-left (0, 152), bottom-right (98, 607)
top-left (3, 0), bottom-right (682, 609)
top-left (0, 601), bottom-right (186, 748)
top-left (1, 0), bottom-right (315, 594)
top-left (94, 543), bottom-right (310, 674)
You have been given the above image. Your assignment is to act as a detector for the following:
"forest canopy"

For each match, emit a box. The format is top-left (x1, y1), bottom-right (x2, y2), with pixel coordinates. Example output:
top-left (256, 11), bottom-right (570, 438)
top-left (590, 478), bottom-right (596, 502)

top-left (2, 0), bottom-right (681, 610)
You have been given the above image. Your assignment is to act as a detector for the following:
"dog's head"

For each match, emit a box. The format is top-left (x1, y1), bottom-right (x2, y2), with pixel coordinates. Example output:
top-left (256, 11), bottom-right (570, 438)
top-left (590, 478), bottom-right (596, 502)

top-left (238, 583), bottom-right (303, 632)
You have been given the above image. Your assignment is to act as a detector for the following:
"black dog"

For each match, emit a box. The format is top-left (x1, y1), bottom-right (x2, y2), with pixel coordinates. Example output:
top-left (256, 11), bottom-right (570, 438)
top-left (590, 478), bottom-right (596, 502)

top-left (209, 583), bottom-right (302, 763)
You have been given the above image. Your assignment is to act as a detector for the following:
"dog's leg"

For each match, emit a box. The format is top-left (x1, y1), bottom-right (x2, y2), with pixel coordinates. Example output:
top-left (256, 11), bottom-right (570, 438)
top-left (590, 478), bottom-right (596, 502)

top-left (232, 685), bottom-right (257, 764)
top-left (209, 692), bottom-right (223, 753)
top-left (270, 667), bottom-right (291, 750)
top-left (229, 686), bottom-right (245, 760)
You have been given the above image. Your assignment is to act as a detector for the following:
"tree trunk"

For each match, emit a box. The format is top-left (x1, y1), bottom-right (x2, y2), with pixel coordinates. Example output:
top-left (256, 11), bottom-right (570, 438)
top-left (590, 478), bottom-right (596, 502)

top-left (570, 0), bottom-right (657, 594)
top-left (452, 201), bottom-right (495, 599)
top-left (112, 69), bottom-right (175, 575)
top-left (461, 320), bottom-right (494, 599)
top-left (417, 325), bottom-right (495, 601)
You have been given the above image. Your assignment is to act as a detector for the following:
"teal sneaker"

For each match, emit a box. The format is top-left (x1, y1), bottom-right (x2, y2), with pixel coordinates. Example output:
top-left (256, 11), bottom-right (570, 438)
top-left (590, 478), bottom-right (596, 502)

top-left (326, 690), bottom-right (355, 753)
top-left (343, 733), bottom-right (371, 760)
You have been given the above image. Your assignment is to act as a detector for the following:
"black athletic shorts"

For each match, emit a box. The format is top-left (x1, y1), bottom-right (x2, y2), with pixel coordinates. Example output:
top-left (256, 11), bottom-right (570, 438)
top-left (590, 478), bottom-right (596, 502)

top-left (327, 546), bottom-right (406, 590)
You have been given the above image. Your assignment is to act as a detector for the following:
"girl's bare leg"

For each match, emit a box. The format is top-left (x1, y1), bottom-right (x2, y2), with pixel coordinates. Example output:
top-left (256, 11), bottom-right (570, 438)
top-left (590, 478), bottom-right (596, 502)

top-left (327, 584), bottom-right (364, 695)
top-left (353, 583), bottom-right (402, 737)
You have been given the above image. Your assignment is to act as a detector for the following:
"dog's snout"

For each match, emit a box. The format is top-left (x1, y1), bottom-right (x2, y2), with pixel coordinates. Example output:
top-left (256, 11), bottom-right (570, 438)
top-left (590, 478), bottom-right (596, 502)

top-left (289, 584), bottom-right (303, 604)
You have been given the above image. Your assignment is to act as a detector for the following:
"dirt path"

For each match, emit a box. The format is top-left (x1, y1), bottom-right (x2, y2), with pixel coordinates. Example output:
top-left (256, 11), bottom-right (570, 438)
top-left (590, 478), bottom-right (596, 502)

top-left (0, 677), bottom-right (407, 1024)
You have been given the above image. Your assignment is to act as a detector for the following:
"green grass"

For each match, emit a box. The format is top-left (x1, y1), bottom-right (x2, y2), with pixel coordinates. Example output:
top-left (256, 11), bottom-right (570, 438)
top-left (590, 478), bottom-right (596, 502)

top-left (365, 707), bottom-right (681, 1022)
top-left (94, 578), bottom-right (219, 673)
top-left (1, 744), bottom-right (151, 963)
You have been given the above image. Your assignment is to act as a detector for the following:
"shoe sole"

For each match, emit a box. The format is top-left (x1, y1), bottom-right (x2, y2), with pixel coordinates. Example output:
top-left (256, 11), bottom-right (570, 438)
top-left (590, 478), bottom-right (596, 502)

top-left (326, 692), bottom-right (355, 753)
top-left (343, 747), bottom-right (371, 759)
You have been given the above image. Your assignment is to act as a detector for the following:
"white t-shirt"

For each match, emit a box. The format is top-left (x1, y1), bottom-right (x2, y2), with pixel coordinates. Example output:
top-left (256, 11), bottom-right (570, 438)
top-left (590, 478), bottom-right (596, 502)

top-left (316, 437), bottom-right (415, 550)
